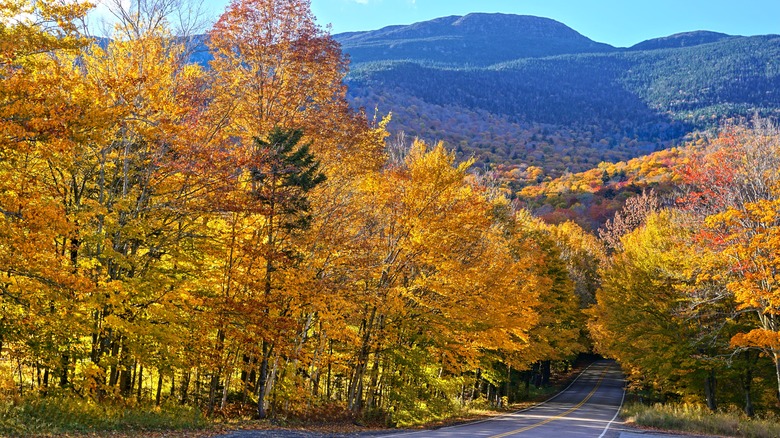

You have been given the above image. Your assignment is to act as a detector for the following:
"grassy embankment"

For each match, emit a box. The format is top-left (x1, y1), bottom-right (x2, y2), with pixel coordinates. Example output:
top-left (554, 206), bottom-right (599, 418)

top-left (0, 396), bottom-right (207, 437)
top-left (0, 360), bottom-right (592, 437)
top-left (0, 378), bottom-right (575, 437)
top-left (622, 402), bottom-right (780, 438)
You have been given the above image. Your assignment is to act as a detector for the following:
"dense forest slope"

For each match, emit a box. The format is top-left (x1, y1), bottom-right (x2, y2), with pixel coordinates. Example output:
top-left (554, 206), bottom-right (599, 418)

top-left (335, 14), bottom-right (780, 176)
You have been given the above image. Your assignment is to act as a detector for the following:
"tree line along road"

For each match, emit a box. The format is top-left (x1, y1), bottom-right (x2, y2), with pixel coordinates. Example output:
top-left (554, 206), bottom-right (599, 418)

top-left (219, 360), bottom-right (710, 438)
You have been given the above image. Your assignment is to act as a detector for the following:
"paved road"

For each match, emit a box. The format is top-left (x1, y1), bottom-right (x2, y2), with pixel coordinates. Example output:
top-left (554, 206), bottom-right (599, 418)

top-left (219, 360), bottom-right (706, 438)
top-left (379, 359), bottom-right (626, 438)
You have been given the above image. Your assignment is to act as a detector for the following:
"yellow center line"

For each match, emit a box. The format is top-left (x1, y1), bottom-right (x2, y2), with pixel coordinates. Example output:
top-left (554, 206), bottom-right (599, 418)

top-left (488, 365), bottom-right (612, 438)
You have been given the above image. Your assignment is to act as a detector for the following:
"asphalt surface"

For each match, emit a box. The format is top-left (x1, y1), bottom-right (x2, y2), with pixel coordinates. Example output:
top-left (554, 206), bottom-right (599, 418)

top-left (218, 360), bottom-right (708, 438)
top-left (376, 359), bottom-right (626, 438)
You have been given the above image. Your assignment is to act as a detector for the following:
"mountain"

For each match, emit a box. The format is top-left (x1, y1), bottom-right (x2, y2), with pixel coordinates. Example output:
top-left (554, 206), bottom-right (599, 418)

top-left (336, 15), bottom-right (780, 176)
top-left (629, 30), bottom-right (734, 51)
top-left (334, 13), bottom-right (615, 67)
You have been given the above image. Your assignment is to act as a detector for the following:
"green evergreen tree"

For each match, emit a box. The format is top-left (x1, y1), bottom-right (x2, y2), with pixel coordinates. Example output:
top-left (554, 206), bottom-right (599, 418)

top-left (251, 127), bottom-right (326, 419)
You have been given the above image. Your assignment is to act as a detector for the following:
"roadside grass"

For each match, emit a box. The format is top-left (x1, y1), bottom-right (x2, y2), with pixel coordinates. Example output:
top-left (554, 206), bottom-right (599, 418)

top-left (0, 362), bottom-right (591, 437)
top-left (0, 396), bottom-right (205, 437)
top-left (622, 402), bottom-right (780, 438)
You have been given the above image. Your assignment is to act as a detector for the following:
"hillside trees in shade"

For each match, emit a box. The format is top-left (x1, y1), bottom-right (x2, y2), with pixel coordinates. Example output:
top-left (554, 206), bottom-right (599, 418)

top-left (0, 0), bottom-right (594, 426)
top-left (344, 30), bottom-right (780, 177)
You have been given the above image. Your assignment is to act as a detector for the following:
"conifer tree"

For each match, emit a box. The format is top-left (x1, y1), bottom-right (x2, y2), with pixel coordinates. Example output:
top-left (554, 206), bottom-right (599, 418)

top-left (250, 127), bottom-right (325, 418)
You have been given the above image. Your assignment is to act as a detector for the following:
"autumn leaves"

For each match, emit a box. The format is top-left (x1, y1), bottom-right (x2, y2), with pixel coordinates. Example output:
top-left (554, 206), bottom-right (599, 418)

top-left (0, 0), bottom-right (593, 423)
top-left (589, 122), bottom-right (780, 415)
top-left (11, 0), bottom-right (780, 425)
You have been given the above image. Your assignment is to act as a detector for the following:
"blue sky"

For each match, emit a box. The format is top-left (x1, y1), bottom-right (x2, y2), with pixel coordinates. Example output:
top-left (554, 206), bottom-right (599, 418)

top-left (93, 0), bottom-right (780, 47)
top-left (307, 0), bottom-right (780, 47)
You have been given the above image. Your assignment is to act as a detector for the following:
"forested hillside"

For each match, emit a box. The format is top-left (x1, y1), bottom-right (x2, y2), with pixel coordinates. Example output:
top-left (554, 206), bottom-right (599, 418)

top-left (338, 14), bottom-right (780, 176)
top-left (516, 142), bottom-right (696, 231)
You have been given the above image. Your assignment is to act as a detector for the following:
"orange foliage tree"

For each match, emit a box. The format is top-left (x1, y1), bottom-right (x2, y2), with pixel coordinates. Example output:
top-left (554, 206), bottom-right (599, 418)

top-left (676, 120), bottom-right (780, 405)
top-left (0, 0), bottom-right (592, 427)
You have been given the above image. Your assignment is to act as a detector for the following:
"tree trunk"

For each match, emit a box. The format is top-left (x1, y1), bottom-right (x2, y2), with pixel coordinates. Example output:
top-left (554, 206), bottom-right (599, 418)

top-left (119, 347), bottom-right (133, 397)
top-left (180, 371), bottom-right (190, 405)
top-left (131, 361), bottom-right (137, 395)
top-left (137, 365), bottom-right (143, 401)
top-left (208, 372), bottom-right (220, 416)
top-left (208, 329), bottom-right (226, 416)
top-left (17, 358), bottom-right (23, 395)
top-left (472, 369), bottom-right (482, 401)
top-left (59, 353), bottom-right (69, 387)
top-left (365, 344), bottom-right (383, 408)
top-left (309, 325), bottom-right (326, 400)
top-left (326, 341), bottom-right (333, 400)
top-left (773, 350), bottom-right (780, 403)
top-left (241, 354), bottom-right (255, 404)
top-left (119, 368), bottom-right (132, 396)
top-left (156, 372), bottom-right (163, 406)
top-left (506, 364), bottom-right (512, 404)
top-left (541, 360), bottom-right (551, 387)
top-left (267, 355), bottom-right (281, 415)
top-left (221, 368), bottom-right (231, 409)
top-left (704, 369), bottom-right (717, 411)
top-left (532, 362), bottom-right (541, 389)
top-left (743, 367), bottom-right (754, 417)
top-left (523, 370), bottom-right (531, 398)
top-left (194, 368), bottom-right (201, 405)
top-left (109, 339), bottom-right (120, 387)
top-left (348, 305), bottom-right (376, 411)
top-left (739, 350), bottom-right (756, 417)
top-left (42, 367), bottom-right (49, 393)
top-left (256, 341), bottom-right (273, 419)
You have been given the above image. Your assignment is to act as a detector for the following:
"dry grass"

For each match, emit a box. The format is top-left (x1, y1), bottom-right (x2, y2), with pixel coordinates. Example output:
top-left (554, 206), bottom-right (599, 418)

top-left (0, 396), bottom-right (206, 437)
top-left (622, 402), bottom-right (780, 438)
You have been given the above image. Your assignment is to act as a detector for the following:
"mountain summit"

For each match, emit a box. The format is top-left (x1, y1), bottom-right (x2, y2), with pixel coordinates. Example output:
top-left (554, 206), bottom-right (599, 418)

top-left (629, 30), bottom-right (734, 51)
top-left (334, 13), bottom-right (615, 66)
top-left (337, 13), bottom-right (780, 176)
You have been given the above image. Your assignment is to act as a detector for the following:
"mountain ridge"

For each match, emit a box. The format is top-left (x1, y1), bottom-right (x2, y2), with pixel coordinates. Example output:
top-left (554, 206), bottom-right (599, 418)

top-left (176, 13), bottom-right (780, 179)
top-left (334, 13), bottom-right (615, 67)
top-left (335, 13), bottom-right (780, 177)
top-left (628, 30), bottom-right (734, 51)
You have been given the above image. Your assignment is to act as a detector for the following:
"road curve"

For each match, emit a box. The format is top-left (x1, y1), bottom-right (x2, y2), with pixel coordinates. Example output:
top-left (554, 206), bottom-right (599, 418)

top-left (217, 361), bottom-right (706, 438)
top-left (381, 359), bottom-right (626, 438)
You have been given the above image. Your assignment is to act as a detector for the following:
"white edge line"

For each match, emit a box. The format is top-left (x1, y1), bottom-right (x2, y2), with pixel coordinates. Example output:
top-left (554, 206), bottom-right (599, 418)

top-left (597, 380), bottom-right (626, 438)
top-left (384, 361), bottom-right (605, 437)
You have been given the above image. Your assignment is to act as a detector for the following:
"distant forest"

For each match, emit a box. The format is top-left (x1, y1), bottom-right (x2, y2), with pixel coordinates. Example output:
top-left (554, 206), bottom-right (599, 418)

top-left (341, 26), bottom-right (780, 176)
